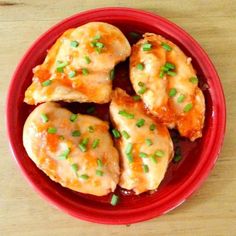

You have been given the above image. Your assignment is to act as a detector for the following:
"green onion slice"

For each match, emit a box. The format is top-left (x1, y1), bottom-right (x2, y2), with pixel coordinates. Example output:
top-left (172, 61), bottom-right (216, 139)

top-left (47, 127), bottom-right (57, 134)
top-left (118, 110), bottom-right (134, 119)
top-left (40, 113), bottom-right (48, 123)
top-left (183, 103), bottom-right (193, 113)
top-left (136, 118), bottom-right (145, 127)
top-left (161, 42), bottom-right (172, 51)
top-left (149, 124), bottom-right (156, 131)
top-left (177, 94), bottom-right (186, 103)
top-left (125, 143), bottom-right (133, 154)
top-left (109, 69), bottom-right (115, 80)
top-left (143, 164), bottom-right (149, 173)
top-left (72, 130), bottom-right (81, 137)
top-left (145, 138), bottom-right (153, 146)
top-left (112, 129), bottom-right (120, 139)
top-left (142, 43), bottom-right (152, 51)
top-left (96, 170), bottom-right (104, 176)
top-left (137, 63), bottom-right (144, 70)
top-left (92, 139), bottom-right (100, 149)
top-left (155, 150), bottom-right (165, 157)
top-left (121, 130), bottom-right (130, 139)
top-left (110, 194), bottom-right (119, 206)
top-left (70, 41), bottom-right (79, 47)
top-left (169, 88), bottom-right (177, 97)
top-left (70, 113), bottom-right (78, 122)
top-left (139, 152), bottom-right (148, 158)
top-left (80, 174), bottom-right (89, 180)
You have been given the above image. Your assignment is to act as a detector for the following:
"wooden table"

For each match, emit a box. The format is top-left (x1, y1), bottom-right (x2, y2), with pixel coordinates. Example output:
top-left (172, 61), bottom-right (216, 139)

top-left (1, 1), bottom-right (235, 235)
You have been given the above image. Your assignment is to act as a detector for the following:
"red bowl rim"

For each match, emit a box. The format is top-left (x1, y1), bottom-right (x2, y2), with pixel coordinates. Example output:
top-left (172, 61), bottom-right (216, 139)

top-left (6, 7), bottom-right (226, 224)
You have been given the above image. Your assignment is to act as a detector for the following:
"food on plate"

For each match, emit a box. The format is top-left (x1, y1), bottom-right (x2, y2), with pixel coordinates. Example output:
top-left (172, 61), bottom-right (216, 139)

top-left (24, 22), bottom-right (131, 105)
top-left (110, 88), bottom-right (173, 194)
top-left (130, 33), bottom-right (205, 141)
top-left (23, 102), bottom-right (120, 196)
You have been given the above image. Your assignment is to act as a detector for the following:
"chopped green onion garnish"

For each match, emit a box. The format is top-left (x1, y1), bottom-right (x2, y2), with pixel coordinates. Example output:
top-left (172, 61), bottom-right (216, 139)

top-left (78, 144), bottom-right (86, 152)
top-left (109, 69), bottom-right (115, 80)
top-left (145, 138), bottom-right (153, 146)
top-left (59, 148), bottom-right (70, 160)
top-left (70, 113), bottom-right (78, 122)
top-left (92, 139), bottom-right (100, 149)
top-left (88, 126), bottom-right (94, 133)
top-left (133, 95), bottom-right (141, 101)
top-left (80, 174), bottom-right (89, 180)
top-left (95, 47), bottom-right (102, 54)
top-left (96, 170), bottom-right (104, 176)
top-left (42, 80), bottom-right (52, 87)
top-left (110, 194), bottom-right (119, 206)
top-left (137, 63), bottom-right (144, 70)
top-left (161, 42), bottom-right (172, 51)
top-left (127, 153), bottom-right (133, 163)
top-left (169, 88), bottom-right (177, 97)
top-left (138, 81), bottom-right (145, 87)
top-left (40, 113), bottom-right (48, 123)
top-left (125, 143), bottom-right (133, 155)
top-left (78, 138), bottom-right (89, 152)
top-left (143, 164), bottom-right (149, 173)
top-left (173, 154), bottom-right (182, 163)
top-left (118, 110), bottom-right (134, 119)
top-left (81, 138), bottom-right (89, 146)
top-left (56, 61), bottom-right (68, 72)
top-left (70, 41), bottom-right (79, 47)
top-left (189, 76), bottom-right (198, 84)
top-left (161, 65), bottom-right (169, 72)
top-left (167, 71), bottom-right (177, 76)
top-left (93, 34), bottom-right (101, 40)
top-left (97, 158), bottom-right (103, 167)
top-left (86, 106), bottom-right (95, 114)
top-left (155, 150), bottom-right (165, 157)
top-left (68, 71), bottom-right (76, 78)
top-left (129, 32), bottom-right (140, 39)
top-left (84, 56), bottom-right (91, 64)
top-left (95, 42), bottom-right (104, 49)
top-left (138, 86), bottom-right (147, 94)
top-left (136, 118), bottom-right (145, 127)
top-left (183, 103), bottom-right (193, 113)
top-left (151, 154), bottom-right (157, 163)
top-left (149, 124), bottom-right (156, 131)
top-left (121, 130), bottom-right (130, 139)
top-left (71, 163), bottom-right (78, 172)
top-left (112, 129), bottom-right (120, 139)
top-left (72, 130), bottom-right (81, 137)
top-left (82, 68), bottom-right (89, 75)
top-left (159, 71), bottom-right (165, 78)
top-left (142, 43), bottom-right (152, 51)
top-left (177, 94), bottom-right (186, 103)
top-left (47, 127), bottom-right (57, 134)
top-left (139, 152), bottom-right (148, 158)
top-left (164, 62), bottom-right (175, 70)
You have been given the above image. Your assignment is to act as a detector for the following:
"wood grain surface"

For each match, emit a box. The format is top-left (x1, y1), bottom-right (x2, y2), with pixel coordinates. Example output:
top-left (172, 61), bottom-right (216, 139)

top-left (0, 0), bottom-right (235, 235)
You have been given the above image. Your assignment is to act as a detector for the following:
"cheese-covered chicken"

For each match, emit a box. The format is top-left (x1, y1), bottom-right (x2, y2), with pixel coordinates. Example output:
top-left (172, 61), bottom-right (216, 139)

top-left (24, 22), bottom-right (131, 105)
top-left (23, 102), bottom-right (120, 196)
top-left (130, 33), bottom-right (205, 141)
top-left (110, 88), bottom-right (173, 194)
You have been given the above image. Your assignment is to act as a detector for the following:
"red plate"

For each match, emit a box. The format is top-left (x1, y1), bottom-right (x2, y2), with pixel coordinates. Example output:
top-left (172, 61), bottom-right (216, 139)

top-left (6, 7), bottom-right (226, 224)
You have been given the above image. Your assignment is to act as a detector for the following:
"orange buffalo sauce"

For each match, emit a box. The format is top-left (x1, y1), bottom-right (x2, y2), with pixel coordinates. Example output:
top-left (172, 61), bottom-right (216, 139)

top-left (46, 133), bottom-right (59, 152)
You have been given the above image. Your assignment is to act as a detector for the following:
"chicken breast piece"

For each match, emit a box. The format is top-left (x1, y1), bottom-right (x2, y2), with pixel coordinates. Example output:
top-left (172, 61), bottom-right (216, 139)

top-left (23, 102), bottom-right (120, 196)
top-left (110, 88), bottom-right (173, 194)
top-left (130, 33), bottom-right (205, 141)
top-left (24, 22), bottom-right (131, 105)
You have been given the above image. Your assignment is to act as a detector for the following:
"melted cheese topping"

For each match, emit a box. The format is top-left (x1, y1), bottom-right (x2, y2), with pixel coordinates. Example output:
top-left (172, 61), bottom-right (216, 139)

top-left (130, 33), bottom-right (205, 141)
top-left (24, 22), bottom-right (131, 105)
top-left (23, 102), bottom-right (120, 196)
top-left (110, 88), bottom-right (173, 194)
